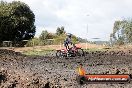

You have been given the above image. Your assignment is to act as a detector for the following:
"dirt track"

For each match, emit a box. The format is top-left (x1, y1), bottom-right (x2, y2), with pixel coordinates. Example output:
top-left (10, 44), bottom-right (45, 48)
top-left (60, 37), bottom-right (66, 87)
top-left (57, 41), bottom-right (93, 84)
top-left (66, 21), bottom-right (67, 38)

top-left (0, 49), bottom-right (132, 88)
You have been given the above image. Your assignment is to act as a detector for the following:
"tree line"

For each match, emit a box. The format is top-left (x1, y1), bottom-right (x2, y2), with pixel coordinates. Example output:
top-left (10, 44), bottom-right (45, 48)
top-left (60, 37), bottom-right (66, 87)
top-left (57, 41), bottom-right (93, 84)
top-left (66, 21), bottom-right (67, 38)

top-left (26, 27), bottom-right (80, 46)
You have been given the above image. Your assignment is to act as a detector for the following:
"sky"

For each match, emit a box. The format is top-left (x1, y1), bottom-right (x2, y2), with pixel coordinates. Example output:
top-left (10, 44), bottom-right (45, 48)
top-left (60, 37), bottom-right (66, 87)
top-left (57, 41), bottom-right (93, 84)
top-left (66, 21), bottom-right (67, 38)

top-left (4, 0), bottom-right (132, 41)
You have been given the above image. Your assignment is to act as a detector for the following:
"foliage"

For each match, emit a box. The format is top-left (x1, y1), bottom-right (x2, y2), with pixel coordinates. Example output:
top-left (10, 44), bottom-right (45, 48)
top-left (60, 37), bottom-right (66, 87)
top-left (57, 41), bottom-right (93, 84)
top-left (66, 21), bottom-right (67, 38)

top-left (26, 37), bottom-right (40, 47)
top-left (53, 33), bottom-right (79, 45)
top-left (39, 30), bottom-right (55, 40)
top-left (77, 37), bottom-right (87, 43)
top-left (26, 26), bottom-right (84, 47)
top-left (110, 19), bottom-right (132, 45)
top-left (56, 26), bottom-right (65, 35)
top-left (72, 35), bottom-right (79, 44)
top-left (39, 30), bottom-right (48, 40)
top-left (0, 1), bottom-right (35, 46)
top-left (39, 30), bottom-right (55, 45)
top-left (115, 36), bottom-right (125, 45)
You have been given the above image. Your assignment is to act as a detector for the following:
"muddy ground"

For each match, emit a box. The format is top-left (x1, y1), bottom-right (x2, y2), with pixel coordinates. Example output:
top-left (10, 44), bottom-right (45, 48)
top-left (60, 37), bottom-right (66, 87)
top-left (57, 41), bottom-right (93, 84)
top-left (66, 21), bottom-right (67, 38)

top-left (0, 49), bottom-right (132, 88)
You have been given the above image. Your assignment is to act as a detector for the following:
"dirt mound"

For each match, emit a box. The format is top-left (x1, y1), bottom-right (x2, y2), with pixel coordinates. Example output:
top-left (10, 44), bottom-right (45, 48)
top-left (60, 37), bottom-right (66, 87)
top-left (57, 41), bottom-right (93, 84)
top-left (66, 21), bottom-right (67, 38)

top-left (85, 49), bottom-right (132, 57)
top-left (0, 49), bottom-right (22, 56)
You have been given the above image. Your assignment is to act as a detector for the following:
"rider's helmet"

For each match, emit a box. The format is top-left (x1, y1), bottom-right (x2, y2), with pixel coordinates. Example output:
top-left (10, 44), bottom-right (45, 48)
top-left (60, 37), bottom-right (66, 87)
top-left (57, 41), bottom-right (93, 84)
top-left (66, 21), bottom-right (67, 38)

top-left (66, 33), bottom-right (72, 38)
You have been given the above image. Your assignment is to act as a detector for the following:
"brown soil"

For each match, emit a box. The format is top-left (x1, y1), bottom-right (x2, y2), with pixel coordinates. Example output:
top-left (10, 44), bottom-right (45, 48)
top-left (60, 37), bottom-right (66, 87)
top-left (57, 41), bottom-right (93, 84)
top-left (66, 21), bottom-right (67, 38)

top-left (0, 49), bottom-right (132, 88)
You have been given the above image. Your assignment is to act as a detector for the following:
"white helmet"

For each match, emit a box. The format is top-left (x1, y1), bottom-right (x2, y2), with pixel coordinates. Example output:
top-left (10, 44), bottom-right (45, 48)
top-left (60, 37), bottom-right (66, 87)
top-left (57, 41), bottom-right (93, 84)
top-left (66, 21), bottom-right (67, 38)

top-left (66, 33), bottom-right (72, 38)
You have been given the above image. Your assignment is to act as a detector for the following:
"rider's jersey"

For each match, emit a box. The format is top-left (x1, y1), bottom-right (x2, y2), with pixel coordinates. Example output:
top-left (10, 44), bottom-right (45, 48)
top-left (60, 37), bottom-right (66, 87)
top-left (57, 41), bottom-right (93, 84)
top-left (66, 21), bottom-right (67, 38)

top-left (64, 37), bottom-right (72, 44)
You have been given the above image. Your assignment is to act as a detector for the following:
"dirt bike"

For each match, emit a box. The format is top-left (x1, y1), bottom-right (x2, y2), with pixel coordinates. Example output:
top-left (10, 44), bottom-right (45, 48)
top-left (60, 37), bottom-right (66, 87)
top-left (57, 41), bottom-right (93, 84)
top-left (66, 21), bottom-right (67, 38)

top-left (56, 45), bottom-right (85, 58)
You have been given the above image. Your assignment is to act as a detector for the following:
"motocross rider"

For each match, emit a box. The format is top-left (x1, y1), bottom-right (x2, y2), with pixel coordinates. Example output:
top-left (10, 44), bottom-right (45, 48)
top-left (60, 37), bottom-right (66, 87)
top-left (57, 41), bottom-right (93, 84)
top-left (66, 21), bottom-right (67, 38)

top-left (64, 33), bottom-right (73, 50)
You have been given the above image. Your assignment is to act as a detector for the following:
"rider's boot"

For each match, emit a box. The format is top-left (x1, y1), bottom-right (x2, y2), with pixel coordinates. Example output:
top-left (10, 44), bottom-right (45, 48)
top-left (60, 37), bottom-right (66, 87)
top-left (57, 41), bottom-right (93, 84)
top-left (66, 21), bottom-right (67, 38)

top-left (66, 46), bottom-right (71, 57)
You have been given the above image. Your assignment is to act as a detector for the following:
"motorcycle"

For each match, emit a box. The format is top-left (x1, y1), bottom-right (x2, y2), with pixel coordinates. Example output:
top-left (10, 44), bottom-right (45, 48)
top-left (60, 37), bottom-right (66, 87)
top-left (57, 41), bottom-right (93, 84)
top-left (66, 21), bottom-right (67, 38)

top-left (56, 45), bottom-right (85, 58)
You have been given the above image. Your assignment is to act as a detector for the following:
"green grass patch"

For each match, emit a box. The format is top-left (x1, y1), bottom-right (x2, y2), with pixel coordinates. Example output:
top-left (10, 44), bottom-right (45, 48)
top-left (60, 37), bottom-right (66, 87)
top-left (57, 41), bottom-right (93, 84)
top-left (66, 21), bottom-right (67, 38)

top-left (84, 48), bottom-right (108, 52)
top-left (23, 49), bottom-right (55, 56)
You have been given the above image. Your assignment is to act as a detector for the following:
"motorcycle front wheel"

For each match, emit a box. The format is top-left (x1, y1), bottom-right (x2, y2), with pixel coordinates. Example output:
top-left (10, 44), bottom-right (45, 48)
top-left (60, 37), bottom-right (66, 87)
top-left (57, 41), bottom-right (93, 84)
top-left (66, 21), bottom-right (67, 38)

top-left (77, 48), bottom-right (85, 56)
top-left (56, 50), bottom-right (62, 58)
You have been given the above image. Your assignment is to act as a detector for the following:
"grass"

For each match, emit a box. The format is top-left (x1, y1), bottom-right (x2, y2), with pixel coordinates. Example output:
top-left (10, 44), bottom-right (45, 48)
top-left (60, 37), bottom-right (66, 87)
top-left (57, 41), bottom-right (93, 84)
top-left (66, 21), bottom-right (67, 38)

top-left (84, 48), bottom-right (108, 52)
top-left (22, 49), bottom-right (55, 56)
top-left (22, 47), bottom-right (110, 56)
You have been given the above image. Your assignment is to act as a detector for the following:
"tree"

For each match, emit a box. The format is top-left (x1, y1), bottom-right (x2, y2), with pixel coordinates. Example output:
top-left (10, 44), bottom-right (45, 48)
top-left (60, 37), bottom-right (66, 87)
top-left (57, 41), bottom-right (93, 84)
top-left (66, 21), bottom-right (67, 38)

top-left (56, 27), bottom-right (61, 35)
top-left (26, 37), bottom-right (40, 47)
top-left (110, 19), bottom-right (132, 45)
top-left (60, 26), bottom-right (65, 33)
top-left (56, 26), bottom-right (65, 35)
top-left (72, 35), bottom-right (79, 44)
top-left (110, 21), bottom-right (125, 45)
top-left (47, 33), bottom-right (55, 39)
top-left (0, 1), bottom-right (36, 45)
top-left (39, 30), bottom-right (55, 40)
top-left (39, 30), bottom-right (48, 41)
top-left (39, 30), bottom-right (55, 45)
top-left (124, 20), bottom-right (132, 43)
